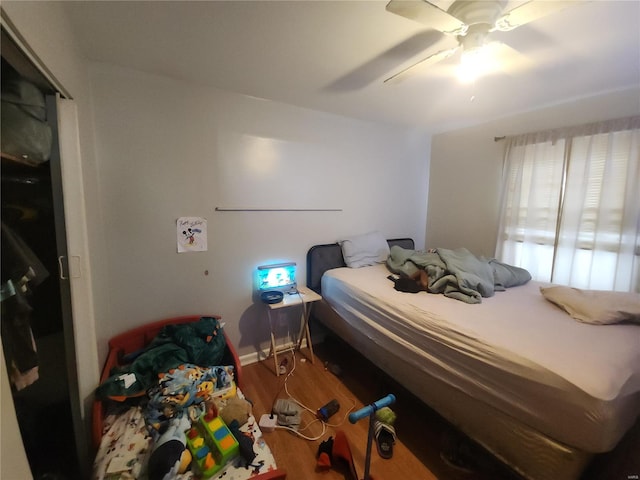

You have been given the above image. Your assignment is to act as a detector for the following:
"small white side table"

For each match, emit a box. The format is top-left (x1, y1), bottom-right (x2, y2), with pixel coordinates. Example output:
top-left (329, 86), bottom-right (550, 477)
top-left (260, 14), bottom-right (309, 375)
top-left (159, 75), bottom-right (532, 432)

top-left (266, 286), bottom-right (321, 376)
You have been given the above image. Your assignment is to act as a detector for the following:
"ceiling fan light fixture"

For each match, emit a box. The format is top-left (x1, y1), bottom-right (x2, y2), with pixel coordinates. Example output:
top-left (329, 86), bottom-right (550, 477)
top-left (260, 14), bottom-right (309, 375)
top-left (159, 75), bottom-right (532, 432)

top-left (457, 45), bottom-right (488, 83)
top-left (383, 0), bottom-right (586, 84)
top-left (456, 22), bottom-right (490, 84)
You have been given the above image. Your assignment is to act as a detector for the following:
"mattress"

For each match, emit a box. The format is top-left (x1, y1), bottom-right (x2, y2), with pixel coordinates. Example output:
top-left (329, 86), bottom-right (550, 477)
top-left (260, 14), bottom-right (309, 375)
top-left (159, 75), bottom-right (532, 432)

top-left (321, 264), bottom-right (640, 453)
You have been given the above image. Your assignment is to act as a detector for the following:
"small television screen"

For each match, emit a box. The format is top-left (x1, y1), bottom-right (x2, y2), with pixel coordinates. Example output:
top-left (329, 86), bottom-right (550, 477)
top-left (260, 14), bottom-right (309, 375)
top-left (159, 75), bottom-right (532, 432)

top-left (257, 262), bottom-right (297, 292)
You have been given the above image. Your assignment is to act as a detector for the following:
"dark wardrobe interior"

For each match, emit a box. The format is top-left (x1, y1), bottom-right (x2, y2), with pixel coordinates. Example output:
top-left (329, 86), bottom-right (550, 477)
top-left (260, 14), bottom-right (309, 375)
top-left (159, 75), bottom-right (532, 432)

top-left (2, 45), bottom-right (82, 480)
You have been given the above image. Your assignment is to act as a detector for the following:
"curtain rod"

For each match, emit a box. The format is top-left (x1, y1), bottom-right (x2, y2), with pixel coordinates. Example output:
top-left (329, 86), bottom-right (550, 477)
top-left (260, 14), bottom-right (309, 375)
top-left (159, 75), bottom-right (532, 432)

top-left (215, 207), bottom-right (342, 212)
top-left (493, 116), bottom-right (639, 143)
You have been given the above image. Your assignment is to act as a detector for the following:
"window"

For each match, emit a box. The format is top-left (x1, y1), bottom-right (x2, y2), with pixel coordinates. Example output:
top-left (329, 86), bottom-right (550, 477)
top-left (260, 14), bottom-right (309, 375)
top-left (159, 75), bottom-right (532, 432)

top-left (496, 116), bottom-right (640, 292)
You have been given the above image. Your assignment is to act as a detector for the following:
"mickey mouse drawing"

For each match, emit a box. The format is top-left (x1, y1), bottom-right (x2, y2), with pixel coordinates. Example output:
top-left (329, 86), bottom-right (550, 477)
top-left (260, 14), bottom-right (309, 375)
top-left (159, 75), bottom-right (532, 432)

top-left (182, 227), bottom-right (201, 246)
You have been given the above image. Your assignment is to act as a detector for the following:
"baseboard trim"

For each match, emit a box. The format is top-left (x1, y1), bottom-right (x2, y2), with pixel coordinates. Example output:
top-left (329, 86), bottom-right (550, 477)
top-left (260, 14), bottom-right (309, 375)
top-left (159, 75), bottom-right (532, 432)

top-left (238, 333), bottom-right (326, 366)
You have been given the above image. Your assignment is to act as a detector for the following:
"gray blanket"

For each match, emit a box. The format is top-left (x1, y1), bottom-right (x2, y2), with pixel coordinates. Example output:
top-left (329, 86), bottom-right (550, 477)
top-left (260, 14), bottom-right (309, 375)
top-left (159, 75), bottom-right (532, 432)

top-left (386, 245), bottom-right (531, 304)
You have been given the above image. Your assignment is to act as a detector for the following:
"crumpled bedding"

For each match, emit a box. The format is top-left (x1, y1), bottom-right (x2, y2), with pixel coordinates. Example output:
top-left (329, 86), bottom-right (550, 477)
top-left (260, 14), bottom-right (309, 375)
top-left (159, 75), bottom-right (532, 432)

top-left (145, 363), bottom-right (235, 430)
top-left (386, 245), bottom-right (531, 303)
top-left (96, 317), bottom-right (227, 400)
top-left (93, 393), bottom-right (279, 480)
top-left (94, 362), bottom-right (238, 480)
top-left (93, 406), bottom-right (153, 480)
top-left (93, 317), bottom-right (281, 480)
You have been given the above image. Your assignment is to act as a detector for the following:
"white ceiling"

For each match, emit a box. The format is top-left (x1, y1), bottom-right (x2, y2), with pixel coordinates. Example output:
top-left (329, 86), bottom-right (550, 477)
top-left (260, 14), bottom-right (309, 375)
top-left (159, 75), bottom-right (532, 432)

top-left (63, 0), bottom-right (640, 133)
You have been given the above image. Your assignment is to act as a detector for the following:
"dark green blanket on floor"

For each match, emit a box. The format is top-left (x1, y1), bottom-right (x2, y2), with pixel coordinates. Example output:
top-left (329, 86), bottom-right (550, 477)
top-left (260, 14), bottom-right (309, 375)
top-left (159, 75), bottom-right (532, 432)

top-left (96, 316), bottom-right (227, 400)
top-left (386, 246), bottom-right (531, 304)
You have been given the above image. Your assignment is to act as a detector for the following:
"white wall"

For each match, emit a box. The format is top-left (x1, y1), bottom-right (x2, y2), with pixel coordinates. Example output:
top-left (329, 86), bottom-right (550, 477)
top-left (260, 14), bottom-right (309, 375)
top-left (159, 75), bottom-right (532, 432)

top-left (88, 63), bottom-right (430, 361)
top-left (427, 87), bottom-right (640, 257)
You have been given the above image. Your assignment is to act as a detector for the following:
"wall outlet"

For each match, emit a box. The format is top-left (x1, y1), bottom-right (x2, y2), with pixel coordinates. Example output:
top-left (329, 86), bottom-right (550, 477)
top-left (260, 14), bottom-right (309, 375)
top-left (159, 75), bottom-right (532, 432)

top-left (259, 413), bottom-right (278, 433)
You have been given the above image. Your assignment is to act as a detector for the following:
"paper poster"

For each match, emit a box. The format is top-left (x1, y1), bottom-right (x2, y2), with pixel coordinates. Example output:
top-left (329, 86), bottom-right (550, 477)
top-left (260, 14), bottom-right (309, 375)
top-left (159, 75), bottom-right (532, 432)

top-left (177, 217), bottom-right (207, 253)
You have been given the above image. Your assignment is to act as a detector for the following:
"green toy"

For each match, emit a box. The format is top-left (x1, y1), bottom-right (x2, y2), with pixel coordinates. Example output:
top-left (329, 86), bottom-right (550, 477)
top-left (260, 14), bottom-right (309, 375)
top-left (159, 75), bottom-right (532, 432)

top-left (186, 410), bottom-right (239, 478)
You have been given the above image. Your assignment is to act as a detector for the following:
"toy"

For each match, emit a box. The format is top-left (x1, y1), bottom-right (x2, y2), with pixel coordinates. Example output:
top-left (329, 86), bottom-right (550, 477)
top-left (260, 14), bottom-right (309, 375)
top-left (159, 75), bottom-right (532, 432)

top-left (316, 395), bottom-right (397, 480)
top-left (228, 419), bottom-right (256, 466)
top-left (148, 415), bottom-right (192, 480)
top-left (186, 410), bottom-right (239, 478)
top-left (219, 396), bottom-right (252, 427)
top-left (375, 406), bottom-right (396, 425)
top-left (316, 436), bottom-right (334, 469)
top-left (348, 394), bottom-right (396, 480)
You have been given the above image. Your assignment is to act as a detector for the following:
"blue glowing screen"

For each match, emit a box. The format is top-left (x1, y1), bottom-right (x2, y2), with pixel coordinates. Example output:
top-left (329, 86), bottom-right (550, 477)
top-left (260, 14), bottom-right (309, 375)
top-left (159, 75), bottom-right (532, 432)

top-left (257, 262), bottom-right (296, 291)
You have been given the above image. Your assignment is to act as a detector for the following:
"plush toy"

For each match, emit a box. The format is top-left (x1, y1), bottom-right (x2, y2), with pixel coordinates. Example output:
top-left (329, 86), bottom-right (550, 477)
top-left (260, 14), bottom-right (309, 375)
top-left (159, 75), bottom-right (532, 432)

top-left (228, 419), bottom-right (256, 467)
top-left (147, 414), bottom-right (192, 480)
top-left (219, 396), bottom-right (252, 427)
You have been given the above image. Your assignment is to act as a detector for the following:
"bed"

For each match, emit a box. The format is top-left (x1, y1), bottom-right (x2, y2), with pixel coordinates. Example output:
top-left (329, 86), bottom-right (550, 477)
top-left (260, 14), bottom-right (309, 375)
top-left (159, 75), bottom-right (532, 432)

top-left (306, 238), bottom-right (640, 480)
top-left (92, 315), bottom-right (287, 480)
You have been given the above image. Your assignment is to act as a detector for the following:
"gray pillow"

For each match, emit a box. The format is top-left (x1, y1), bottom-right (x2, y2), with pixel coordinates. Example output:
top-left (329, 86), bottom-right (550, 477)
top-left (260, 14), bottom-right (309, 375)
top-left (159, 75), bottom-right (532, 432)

top-left (339, 231), bottom-right (390, 268)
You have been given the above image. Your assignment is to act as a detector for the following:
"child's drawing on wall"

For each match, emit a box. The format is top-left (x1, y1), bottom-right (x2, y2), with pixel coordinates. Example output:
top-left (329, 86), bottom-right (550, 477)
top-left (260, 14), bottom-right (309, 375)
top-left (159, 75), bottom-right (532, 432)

top-left (177, 217), bottom-right (207, 252)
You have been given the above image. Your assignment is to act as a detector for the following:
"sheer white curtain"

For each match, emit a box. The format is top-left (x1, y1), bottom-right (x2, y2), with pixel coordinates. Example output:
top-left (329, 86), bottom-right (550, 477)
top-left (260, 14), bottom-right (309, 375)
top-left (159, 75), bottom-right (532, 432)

top-left (496, 116), bottom-right (640, 292)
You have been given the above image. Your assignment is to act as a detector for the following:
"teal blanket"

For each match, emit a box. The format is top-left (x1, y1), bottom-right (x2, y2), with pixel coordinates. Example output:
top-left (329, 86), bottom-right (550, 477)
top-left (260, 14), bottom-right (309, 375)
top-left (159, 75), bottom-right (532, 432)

top-left (96, 316), bottom-right (227, 400)
top-left (386, 246), bottom-right (531, 304)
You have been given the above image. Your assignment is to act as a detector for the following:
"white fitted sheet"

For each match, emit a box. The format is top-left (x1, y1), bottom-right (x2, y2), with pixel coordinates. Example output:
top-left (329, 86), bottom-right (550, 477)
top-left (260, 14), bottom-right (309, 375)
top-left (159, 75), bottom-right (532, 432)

top-left (321, 264), bottom-right (640, 453)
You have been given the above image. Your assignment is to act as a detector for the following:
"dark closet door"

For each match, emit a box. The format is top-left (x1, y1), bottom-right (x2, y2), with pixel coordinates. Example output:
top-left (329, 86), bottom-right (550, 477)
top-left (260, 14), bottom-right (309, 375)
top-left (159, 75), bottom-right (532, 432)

top-left (1, 44), bottom-right (87, 480)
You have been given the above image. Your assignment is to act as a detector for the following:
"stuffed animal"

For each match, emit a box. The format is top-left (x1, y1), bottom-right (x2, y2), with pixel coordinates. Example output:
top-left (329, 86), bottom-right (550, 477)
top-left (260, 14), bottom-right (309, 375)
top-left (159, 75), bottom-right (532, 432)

top-left (147, 415), bottom-right (192, 480)
top-left (228, 419), bottom-right (256, 467)
top-left (219, 396), bottom-right (252, 427)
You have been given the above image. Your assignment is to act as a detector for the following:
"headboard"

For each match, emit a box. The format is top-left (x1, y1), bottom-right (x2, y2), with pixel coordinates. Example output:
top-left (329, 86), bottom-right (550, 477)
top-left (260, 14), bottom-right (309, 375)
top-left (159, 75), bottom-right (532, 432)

top-left (306, 238), bottom-right (415, 294)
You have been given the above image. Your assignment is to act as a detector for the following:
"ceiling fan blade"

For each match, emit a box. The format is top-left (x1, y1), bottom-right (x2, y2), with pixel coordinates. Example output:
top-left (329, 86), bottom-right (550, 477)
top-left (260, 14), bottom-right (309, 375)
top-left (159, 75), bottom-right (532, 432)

top-left (493, 0), bottom-right (587, 32)
top-left (326, 30), bottom-right (446, 91)
top-left (386, 0), bottom-right (468, 35)
top-left (384, 46), bottom-right (459, 84)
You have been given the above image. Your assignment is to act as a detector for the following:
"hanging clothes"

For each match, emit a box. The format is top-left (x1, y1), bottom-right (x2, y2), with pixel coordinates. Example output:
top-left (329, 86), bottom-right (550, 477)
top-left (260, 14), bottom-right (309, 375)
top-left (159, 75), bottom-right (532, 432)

top-left (0, 59), bottom-right (52, 165)
top-left (1, 221), bottom-right (49, 390)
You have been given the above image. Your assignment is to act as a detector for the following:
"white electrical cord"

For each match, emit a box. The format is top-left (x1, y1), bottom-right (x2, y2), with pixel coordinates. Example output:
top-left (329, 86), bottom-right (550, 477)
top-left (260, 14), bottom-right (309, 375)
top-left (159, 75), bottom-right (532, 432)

top-left (273, 343), bottom-right (327, 440)
top-left (271, 342), bottom-right (356, 441)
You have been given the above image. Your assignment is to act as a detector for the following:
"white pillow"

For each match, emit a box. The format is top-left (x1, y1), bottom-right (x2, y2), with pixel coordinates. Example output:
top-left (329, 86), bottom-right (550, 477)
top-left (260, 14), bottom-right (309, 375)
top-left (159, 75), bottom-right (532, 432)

top-left (339, 231), bottom-right (390, 268)
top-left (540, 286), bottom-right (640, 325)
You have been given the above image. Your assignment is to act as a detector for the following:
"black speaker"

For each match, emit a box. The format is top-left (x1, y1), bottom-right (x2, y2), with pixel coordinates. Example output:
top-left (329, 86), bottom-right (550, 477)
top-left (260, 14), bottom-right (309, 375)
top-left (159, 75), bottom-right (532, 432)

top-left (261, 290), bottom-right (284, 304)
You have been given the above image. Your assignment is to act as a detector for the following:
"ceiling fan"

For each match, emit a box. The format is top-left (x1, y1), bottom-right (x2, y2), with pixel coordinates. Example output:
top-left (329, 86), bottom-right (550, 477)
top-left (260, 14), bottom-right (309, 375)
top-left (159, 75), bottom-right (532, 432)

top-left (384, 0), bottom-right (584, 84)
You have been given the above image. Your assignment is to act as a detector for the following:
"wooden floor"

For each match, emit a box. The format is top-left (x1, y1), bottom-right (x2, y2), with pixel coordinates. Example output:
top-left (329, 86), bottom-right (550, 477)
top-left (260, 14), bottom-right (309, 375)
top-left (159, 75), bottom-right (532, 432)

top-left (241, 336), bottom-right (519, 480)
top-left (241, 335), bottom-right (640, 480)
